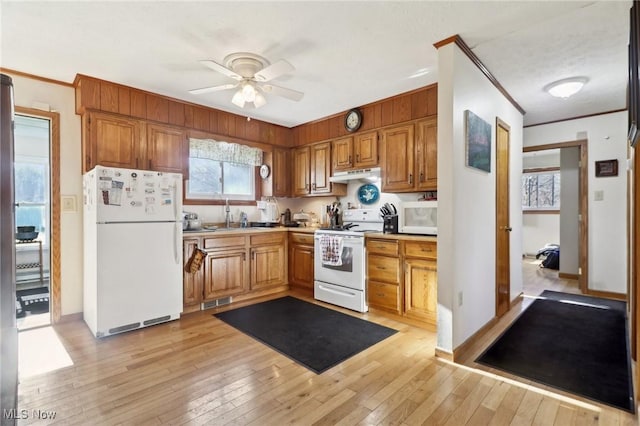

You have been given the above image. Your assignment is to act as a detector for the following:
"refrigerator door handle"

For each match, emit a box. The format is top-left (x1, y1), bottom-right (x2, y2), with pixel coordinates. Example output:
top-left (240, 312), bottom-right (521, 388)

top-left (173, 179), bottom-right (179, 222)
top-left (174, 222), bottom-right (180, 265)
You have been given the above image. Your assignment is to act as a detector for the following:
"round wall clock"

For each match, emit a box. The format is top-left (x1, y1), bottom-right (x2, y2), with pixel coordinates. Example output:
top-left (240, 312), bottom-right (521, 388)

top-left (344, 108), bottom-right (362, 133)
top-left (259, 164), bottom-right (271, 179)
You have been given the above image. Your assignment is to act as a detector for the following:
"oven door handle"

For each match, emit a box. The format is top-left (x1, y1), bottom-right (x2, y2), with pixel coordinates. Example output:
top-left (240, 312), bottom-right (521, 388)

top-left (317, 283), bottom-right (358, 297)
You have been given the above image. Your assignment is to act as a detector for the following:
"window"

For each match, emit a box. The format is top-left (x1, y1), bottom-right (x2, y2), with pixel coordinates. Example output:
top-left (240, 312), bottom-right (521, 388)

top-left (186, 138), bottom-right (262, 201)
top-left (522, 170), bottom-right (560, 210)
top-left (14, 115), bottom-right (50, 246)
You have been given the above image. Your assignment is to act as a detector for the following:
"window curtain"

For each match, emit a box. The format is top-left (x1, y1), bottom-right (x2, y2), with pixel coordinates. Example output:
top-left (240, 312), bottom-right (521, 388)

top-left (189, 138), bottom-right (262, 166)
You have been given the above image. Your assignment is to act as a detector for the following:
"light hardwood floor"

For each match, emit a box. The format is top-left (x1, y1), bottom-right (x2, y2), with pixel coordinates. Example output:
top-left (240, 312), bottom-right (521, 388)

top-left (16, 272), bottom-right (636, 425)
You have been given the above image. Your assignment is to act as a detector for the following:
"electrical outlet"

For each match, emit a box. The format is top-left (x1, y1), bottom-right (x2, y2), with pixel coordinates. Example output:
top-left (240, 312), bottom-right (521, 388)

top-left (458, 291), bottom-right (463, 307)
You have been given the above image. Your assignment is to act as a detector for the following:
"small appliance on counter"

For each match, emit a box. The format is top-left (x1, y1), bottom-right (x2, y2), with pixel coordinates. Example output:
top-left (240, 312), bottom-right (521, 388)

top-left (399, 200), bottom-right (437, 235)
top-left (182, 211), bottom-right (201, 230)
top-left (257, 200), bottom-right (279, 223)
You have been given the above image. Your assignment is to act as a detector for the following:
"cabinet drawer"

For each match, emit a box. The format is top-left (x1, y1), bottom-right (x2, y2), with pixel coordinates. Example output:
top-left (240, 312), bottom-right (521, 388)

top-left (367, 254), bottom-right (400, 283)
top-left (404, 241), bottom-right (437, 259)
top-left (289, 232), bottom-right (314, 245)
top-left (366, 239), bottom-right (399, 256)
top-left (203, 236), bottom-right (246, 250)
top-left (368, 281), bottom-right (400, 313)
top-left (250, 232), bottom-right (285, 246)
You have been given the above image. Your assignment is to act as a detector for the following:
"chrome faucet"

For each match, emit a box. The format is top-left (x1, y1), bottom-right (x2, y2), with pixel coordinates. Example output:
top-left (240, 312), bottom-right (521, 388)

top-left (225, 198), bottom-right (231, 228)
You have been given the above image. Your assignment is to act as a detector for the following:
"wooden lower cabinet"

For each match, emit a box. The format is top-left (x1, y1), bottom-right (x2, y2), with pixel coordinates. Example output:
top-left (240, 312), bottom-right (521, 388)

top-left (183, 237), bottom-right (204, 312)
top-left (250, 233), bottom-right (287, 290)
top-left (182, 231), bottom-right (289, 312)
top-left (366, 237), bottom-right (437, 326)
top-left (404, 257), bottom-right (437, 324)
top-left (288, 232), bottom-right (315, 291)
top-left (204, 250), bottom-right (247, 300)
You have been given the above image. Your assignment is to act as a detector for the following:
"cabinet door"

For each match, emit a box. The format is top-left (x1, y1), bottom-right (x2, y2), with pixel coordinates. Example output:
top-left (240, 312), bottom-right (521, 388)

top-left (251, 244), bottom-right (286, 290)
top-left (183, 238), bottom-right (204, 308)
top-left (289, 243), bottom-right (314, 290)
top-left (354, 131), bottom-right (378, 168)
top-left (381, 124), bottom-right (415, 192)
top-left (415, 118), bottom-right (438, 191)
top-left (146, 124), bottom-right (185, 173)
top-left (88, 112), bottom-right (142, 171)
top-left (203, 250), bottom-right (247, 300)
top-left (404, 257), bottom-right (437, 324)
top-left (292, 146), bottom-right (310, 196)
top-left (310, 142), bottom-right (331, 194)
top-left (332, 137), bottom-right (353, 171)
top-left (272, 147), bottom-right (290, 197)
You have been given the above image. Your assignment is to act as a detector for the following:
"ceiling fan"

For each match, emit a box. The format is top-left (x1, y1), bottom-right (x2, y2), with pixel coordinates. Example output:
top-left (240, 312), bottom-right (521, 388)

top-left (189, 52), bottom-right (304, 108)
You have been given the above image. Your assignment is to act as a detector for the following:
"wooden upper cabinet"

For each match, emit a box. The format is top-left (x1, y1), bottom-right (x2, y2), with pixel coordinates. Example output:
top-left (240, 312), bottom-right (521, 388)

top-left (292, 146), bottom-right (311, 196)
top-left (310, 142), bottom-right (331, 194)
top-left (86, 111), bottom-right (143, 171)
top-left (354, 131), bottom-right (378, 168)
top-left (333, 137), bottom-right (353, 171)
top-left (381, 124), bottom-right (415, 192)
top-left (146, 123), bottom-right (185, 174)
top-left (272, 147), bottom-right (290, 197)
top-left (415, 117), bottom-right (438, 191)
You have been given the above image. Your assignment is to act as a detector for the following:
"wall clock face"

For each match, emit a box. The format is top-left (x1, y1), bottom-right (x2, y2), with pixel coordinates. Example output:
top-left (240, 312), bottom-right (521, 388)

top-left (345, 108), bottom-right (362, 132)
top-left (259, 164), bottom-right (271, 179)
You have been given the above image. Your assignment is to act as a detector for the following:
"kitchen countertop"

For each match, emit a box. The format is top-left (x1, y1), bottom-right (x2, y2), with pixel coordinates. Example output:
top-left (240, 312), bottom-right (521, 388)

top-left (182, 227), bottom-right (435, 241)
top-left (182, 226), bottom-right (317, 237)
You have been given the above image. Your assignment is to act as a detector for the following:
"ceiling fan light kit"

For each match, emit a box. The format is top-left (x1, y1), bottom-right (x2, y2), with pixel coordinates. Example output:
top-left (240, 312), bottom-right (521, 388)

top-left (190, 52), bottom-right (303, 109)
top-left (544, 77), bottom-right (588, 99)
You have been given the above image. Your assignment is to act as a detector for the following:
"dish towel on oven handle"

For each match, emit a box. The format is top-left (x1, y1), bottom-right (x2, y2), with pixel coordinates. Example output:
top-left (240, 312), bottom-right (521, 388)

top-left (320, 234), bottom-right (344, 266)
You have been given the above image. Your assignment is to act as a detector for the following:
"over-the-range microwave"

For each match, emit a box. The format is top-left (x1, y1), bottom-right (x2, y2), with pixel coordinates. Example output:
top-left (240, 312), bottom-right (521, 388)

top-left (399, 201), bottom-right (437, 235)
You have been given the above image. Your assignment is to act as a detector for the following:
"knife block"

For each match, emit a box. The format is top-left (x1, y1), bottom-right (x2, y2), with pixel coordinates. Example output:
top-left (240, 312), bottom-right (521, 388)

top-left (383, 215), bottom-right (398, 234)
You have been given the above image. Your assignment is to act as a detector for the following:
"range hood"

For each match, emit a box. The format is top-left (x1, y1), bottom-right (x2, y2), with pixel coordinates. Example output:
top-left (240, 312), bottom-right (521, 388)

top-left (329, 167), bottom-right (381, 183)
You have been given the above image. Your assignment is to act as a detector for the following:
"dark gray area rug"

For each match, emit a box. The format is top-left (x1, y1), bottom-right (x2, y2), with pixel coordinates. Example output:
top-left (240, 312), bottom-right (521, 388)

top-left (476, 290), bottom-right (634, 412)
top-left (214, 296), bottom-right (397, 374)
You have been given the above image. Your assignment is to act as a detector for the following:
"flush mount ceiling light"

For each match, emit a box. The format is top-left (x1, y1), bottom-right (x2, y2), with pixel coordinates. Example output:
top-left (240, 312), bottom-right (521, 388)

top-left (544, 77), bottom-right (588, 99)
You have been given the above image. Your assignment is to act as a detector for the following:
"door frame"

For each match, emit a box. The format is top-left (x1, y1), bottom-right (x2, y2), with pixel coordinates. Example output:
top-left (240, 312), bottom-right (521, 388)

top-left (15, 107), bottom-right (60, 323)
top-left (495, 118), bottom-right (511, 317)
top-left (523, 139), bottom-right (588, 293)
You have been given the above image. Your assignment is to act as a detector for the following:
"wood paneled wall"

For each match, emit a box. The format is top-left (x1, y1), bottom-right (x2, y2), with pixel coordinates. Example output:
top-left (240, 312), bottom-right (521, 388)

top-left (74, 75), bottom-right (291, 147)
top-left (292, 84), bottom-right (437, 146)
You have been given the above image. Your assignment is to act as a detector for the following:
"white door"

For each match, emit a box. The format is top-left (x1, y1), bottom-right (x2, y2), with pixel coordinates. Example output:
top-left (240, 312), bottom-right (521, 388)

top-left (96, 221), bottom-right (182, 336)
top-left (90, 166), bottom-right (182, 223)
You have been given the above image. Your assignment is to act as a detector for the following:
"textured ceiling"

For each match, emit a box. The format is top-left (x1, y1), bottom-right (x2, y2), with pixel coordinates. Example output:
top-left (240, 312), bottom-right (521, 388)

top-left (0, 1), bottom-right (631, 127)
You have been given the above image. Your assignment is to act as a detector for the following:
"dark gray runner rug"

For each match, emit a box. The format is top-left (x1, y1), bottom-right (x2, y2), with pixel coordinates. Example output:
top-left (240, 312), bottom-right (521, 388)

top-left (476, 290), bottom-right (634, 412)
top-left (214, 296), bottom-right (397, 374)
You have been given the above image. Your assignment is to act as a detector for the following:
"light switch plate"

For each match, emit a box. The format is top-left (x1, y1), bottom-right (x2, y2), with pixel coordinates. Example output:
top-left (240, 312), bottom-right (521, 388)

top-left (62, 195), bottom-right (77, 212)
top-left (594, 190), bottom-right (604, 201)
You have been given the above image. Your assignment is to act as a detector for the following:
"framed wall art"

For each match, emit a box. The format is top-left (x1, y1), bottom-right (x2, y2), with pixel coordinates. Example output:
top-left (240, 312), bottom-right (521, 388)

top-left (465, 110), bottom-right (492, 172)
top-left (595, 159), bottom-right (618, 177)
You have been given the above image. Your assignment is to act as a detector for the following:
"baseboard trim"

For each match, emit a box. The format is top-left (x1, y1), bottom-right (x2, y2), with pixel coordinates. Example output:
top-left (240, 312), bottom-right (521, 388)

top-left (57, 312), bottom-right (82, 323)
top-left (434, 346), bottom-right (454, 361)
top-left (585, 289), bottom-right (627, 301)
top-left (511, 292), bottom-right (524, 308)
top-left (559, 272), bottom-right (579, 280)
top-left (452, 316), bottom-right (498, 362)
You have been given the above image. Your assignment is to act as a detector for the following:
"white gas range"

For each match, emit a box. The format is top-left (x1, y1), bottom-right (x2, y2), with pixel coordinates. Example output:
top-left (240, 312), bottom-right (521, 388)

top-left (314, 209), bottom-right (383, 312)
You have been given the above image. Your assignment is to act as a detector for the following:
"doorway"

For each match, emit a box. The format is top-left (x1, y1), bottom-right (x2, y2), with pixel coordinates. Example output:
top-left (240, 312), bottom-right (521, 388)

top-left (523, 140), bottom-right (588, 294)
top-left (14, 107), bottom-right (60, 329)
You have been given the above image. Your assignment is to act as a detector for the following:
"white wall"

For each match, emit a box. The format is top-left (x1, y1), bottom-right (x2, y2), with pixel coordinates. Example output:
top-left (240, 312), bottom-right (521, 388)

top-left (524, 112), bottom-right (628, 293)
top-left (437, 44), bottom-right (524, 352)
top-left (522, 214), bottom-right (560, 256)
top-left (8, 74), bottom-right (83, 315)
top-left (559, 147), bottom-right (580, 274)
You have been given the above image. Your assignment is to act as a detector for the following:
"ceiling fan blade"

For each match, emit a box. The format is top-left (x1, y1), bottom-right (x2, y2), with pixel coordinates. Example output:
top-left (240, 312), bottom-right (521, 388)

top-left (261, 83), bottom-right (304, 101)
top-left (188, 83), bottom-right (238, 95)
top-left (254, 59), bottom-right (295, 82)
top-left (199, 60), bottom-right (243, 81)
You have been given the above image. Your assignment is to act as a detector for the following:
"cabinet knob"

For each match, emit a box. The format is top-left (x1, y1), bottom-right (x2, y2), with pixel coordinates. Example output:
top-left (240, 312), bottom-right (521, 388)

top-left (409, 174), bottom-right (413, 184)
top-left (420, 172), bottom-right (424, 182)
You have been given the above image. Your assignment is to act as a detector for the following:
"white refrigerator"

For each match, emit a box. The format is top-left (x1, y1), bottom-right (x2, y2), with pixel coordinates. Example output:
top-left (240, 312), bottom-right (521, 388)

top-left (83, 166), bottom-right (183, 338)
